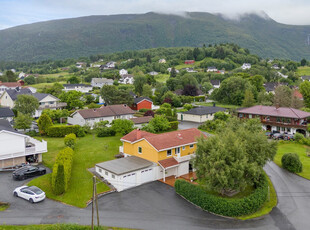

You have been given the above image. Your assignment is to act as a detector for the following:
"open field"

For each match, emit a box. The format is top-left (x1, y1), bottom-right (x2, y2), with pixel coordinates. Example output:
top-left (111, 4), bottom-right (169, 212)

top-left (297, 66), bottom-right (310, 76)
top-left (154, 74), bottom-right (169, 83)
top-left (195, 102), bottom-right (240, 109)
top-left (28, 135), bottom-right (122, 207)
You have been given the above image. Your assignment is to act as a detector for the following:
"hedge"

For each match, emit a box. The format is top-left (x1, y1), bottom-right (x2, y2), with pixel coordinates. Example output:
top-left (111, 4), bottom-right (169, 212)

top-left (174, 173), bottom-right (269, 217)
top-left (52, 147), bottom-right (74, 193)
top-left (97, 127), bottom-right (116, 137)
top-left (47, 125), bottom-right (85, 137)
top-left (64, 133), bottom-right (77, 149)
top-left (169, 121), bottom-right (179, 130)
top-left (282, 153), bottom-right (303, 173)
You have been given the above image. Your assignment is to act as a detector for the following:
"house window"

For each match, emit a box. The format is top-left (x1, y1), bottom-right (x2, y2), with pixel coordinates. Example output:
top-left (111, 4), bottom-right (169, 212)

top-left (249, 114), bottom-right (252, 118)
top-left (99, 168), bottom-right (102, 173)
top-left (105, 171), bottom-right (108, 176)
top-left (138, 147), bottom-right (142, 154)
top-left (112, 174), bottom-right (115, 179)
top-left (182, 146), bottom-right (185, 150)
top-left (239, 113), bottom-right (243, 118)
top-left (167, 149), bottom-right (172, 157)
top-left (287, 128), bottom-right (291, 132)
top-left (189, 144), bottom-right (194, 148)
top-left (277, 117), bottom-right (281, 122)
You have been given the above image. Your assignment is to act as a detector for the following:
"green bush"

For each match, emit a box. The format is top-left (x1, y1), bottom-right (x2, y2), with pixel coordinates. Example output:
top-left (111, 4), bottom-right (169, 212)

top-left (76, 127), bottom-right (86, 137)
top-left (299, 137), bottom-right (310, 146)
top-left (97, 127), bottom-right (116, 137)
top-left (25, 130), bottom-right (39, 137)
top-left (281, 153), bottom-right (303, 173)
top-left (294, 133), bottom-right (304, 142)
top-left (37, 113), bottom-right (53, 135)
top-left (52, 147), bottom-right (74, 193)
top-left (139, 108), bottom-right (149, 113)
top-left (53, 164), bottom-right (65, 195)
top-left (183, 104), bottom-right (193, 111)
top-left (174, 173), bottom-right (268, 217)
top-left (64, 133), bottom-right (77, 149)
top-left (169, 121), bottom-right (179, 130)
top-left (194, 96), bottom-right (205, 102)
top-left (47, 125), bottom-right (81, 137)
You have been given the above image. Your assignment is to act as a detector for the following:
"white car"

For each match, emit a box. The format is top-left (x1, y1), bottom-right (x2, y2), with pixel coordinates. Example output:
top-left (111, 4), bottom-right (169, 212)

top-left (13, 186), bottom-right (46, 203)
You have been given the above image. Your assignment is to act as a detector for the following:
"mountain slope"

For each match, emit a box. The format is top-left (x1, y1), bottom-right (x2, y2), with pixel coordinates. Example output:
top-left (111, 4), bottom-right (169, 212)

top-left (0, 12), bottom-right (310, 62)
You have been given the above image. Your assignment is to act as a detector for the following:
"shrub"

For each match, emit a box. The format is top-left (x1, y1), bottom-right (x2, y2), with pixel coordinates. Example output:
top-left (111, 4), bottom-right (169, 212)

top-left (175, 173), bottom-right (268, 217)
top-left (64, 133), bottom-right (77, 149)
top-left (183, 104), bottom-right (193, 111)
top-left (37, 113), bottom-right (53, 135)
top-left (169, 121), bottom-right (179, 130)
top-left (97, 127), bottom-right (116, 137)
top-left (139, 108), bottom-right (149, 113)
top-left (25, 130), bottom-right (39, 137)
top-left (194, 96), bottom-right (205, 102)
top-left (111, 119), bottom-right (134, 135)
top-left (294, 133), bottom-right (304, 142)
top-left (47, 125), bottom-right (81, 137)
top-left (53, 164), bottom-right (65, 195)
top-left (87, 102), bottom-right (101, 109)
top-left (76, 127), bottom-right (85, 137)
top-left (281, 153), bottom-right (303, 173)
top-left (144, 110), bottom-right (155, 117)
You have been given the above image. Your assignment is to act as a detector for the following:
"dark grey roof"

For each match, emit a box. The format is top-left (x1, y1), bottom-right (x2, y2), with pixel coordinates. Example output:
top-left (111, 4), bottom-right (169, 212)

top-left (210, 79), bottom-right (220, 86)
top-left (264, 82), bottom-right (288, 92)
top-left (301, 76), bottom-right (310, 80)
top-left (134, 97), bottom-right (153, 104)
top-left (0, 119), bottom-right (16, 132)
top-left (0, 107), bottom-right (14, 118)
top-left (129, 91), bottom-right (137, 98)
top-left (182, 106), bottom-right (226, 115)
top-left (32, 93), bottom-right (51, 101)
top-left (5, 88), bottom-right (52, 101)
top-left (96, 156), bottom-right (154, 175)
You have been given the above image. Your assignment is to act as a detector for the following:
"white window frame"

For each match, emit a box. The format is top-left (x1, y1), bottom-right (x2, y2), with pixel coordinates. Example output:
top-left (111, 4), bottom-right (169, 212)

top-left (138, 147), bottom-right (142, 154)
top-left (167, 149), bottom-right (172, 157)
top-left (105, 171), bottom-right (109, 176)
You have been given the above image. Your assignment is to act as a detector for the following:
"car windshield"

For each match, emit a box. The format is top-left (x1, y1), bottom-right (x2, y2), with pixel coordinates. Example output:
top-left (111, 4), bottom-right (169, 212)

top-left (28, 186), bottom-right (43, 195)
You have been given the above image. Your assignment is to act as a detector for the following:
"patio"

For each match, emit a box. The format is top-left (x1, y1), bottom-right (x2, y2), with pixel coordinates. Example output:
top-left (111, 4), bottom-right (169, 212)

top-left (159, 172), bottom-right (197, 187)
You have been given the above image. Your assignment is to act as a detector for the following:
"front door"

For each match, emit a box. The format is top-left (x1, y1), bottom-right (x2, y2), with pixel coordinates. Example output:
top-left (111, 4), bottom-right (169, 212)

top-left (181, 114), bottom-right (183, 121)
top-left (175, 147), bottom-right (180, 157)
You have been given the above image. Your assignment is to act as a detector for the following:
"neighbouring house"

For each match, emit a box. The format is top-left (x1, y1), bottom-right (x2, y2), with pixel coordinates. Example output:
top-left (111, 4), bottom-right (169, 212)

top-left (237, 105), bottom-right (310, 136)
top-left (241, 63), bottom-right (251, 70)
top-left (130, 97), bottom-right (153, 111)
top-left (293, 90), bottom-right (303, 100)
top-left (207, 66), bottom-right (218, 72)
top-left (0, 119), bottom-right (47, 169)
top-left (18, 72), bottom-right (26, 79)
top-left (95, 128), bottom-right (204, 191)
top-left (301, 75), bottom-right (310, 81)
top-left (76, 62), bottom-right (86, 68)
top-left (91, 78), bottom-right (114, 88)
top-left (119, 74), bottom-right (134, 84)
top-left (0, 82), bottom-right (22, 95)
top-left (23, 86), bottom-right (37, 93)
top-left (67, 104), bottom-right (135, 128)
top-left (119, 69), bottom-right (128, 76)
top-left (0, 107), bottom-right (14, 122)
top-left (277, 72), bottom-right (288, 78)
top-left (186, 68), bottom-right (197, 73)
top-left (101, 61), bottom-right (116, 70)
top-left (158, 59), bottom-right (166, 64)
top-left (63, 84), bottom-right (93, 93)
top-left (208, 80), bottom-right (221, 95)
top-left (177, 105), bottom-right (226, 123)
top-left (185, 60), bottom-right (195, 65)
top-left (263, 82), bottom-right (288, 94)
top-left (272, 64), bottom-right (280, 70)
top-left (148, 71), bottom-right (158, 76)
top-left (167, 68), bottom-right (179, 73)
top-left (130, 116), bottom-right (153, 128)
top-left (217, 70), bottom-right (225, 74)
top-left (0, 88), bottom-right (66, 118)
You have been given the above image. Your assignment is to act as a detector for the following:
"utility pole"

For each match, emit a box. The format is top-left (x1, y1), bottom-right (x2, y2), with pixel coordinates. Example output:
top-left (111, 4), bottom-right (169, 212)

top-left (91, 176), bottom-right (100, 230)
top-left (95, 177), bottom-right (100, 227)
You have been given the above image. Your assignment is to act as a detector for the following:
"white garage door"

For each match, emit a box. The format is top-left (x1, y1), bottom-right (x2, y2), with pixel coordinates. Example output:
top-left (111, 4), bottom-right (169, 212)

top-left (122, 172), bottom-right (136, 190)
top-left (141, 168), bottom-right (154, 184)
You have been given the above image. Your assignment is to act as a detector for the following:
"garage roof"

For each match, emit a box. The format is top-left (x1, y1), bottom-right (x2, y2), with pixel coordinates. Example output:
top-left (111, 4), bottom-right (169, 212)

top-left (96, 156), bottom-right (154, 175)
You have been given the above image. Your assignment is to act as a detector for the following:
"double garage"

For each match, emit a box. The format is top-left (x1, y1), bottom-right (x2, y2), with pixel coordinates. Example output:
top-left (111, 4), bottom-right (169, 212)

top-left (95, 156), bottom-right (158, 191)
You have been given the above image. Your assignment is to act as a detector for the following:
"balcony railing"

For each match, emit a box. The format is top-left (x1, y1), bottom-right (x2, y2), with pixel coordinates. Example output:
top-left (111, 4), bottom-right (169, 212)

top-left (39, 102), bottom-right (67, 109)
top-left (25, 146), bottom-right (35, 155)
top-left (261, 120), bottom-right (307, 128)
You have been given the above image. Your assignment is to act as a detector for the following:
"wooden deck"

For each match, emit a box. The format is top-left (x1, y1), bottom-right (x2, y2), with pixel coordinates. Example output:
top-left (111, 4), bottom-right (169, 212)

top-left (159, 172), bottom-right (197, 187)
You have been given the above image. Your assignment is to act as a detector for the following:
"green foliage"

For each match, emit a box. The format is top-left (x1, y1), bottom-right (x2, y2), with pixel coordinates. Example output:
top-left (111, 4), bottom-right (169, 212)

top-left (47, 125), bottom-right (83, 137)
top-left (300, 81), bottom-right (310, 108)
top-left (96, 127), bottom-right (116, 137)
top-left (42, 109), bottom-right (69, 123)
top-left (41, 83), bottom-right (64, 97)
top-left (142, 84), bottom-right (153, 98)
top-left (24, 75), bottom-right (36, 85)
top-left (198, 119), bottom-right (225, 133)
top-left (100, 85), bottom-right (133, 105)
top-left (13, 113), bottom-right (32, 130)
top-left (111, 119), bottom-right (134, 135)
top-left (87, 102), bottom-right (101, 109)
top-left (38, 113), bottom-right (53, 135)
top-left (174, 173), bottom-right (269, 217)
top-left (134, 75), bottom-right (147, 96)
top-left (142, 115), bottom-right (171, 133)
top-left (281, 153), bottom-right (303, 173)
top-left (59, 91), bottom-right (84, 110)
top-left (67, 76), bottom-right (80, 84)
top-left (169, 121), bottom-right (179, 130)
top-left (156, 103), bottom-right (173, 116)
top-left (53, 164), bottom-right (65, 195)
top-left (242, 89), bottom-right (255, 107)
top-left (14, 95), bottom-right (39, 116)
top-left (273, 85), bottom-right (292, 107)
top-left (64, 133), bottom-right (77, 149)
top-left (183, 103), bottom-right (193, 111)
top-left (294, 133), bottom-right (304, 142)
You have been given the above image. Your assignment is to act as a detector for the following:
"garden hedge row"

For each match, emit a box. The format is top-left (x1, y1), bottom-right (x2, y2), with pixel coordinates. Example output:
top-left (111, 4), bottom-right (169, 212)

top-left (47, 125), bottom-right (85, 137)
top-left (174, 173), bottom-right (269, 217)
top-left (64, 133), bottom-right (77, 149)
top-left (52, 147), bottom-right (74, 193)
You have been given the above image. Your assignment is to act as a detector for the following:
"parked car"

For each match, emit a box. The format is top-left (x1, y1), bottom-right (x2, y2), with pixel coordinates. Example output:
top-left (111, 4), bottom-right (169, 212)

top-left (284, 133), bottom-right (295, 141)
top-left (12, 166), bottom-right (46, 180)
top-left (265, 132), bottom-right (273, 138)
top-left (13, 186), bottom-right (45, 203)
top-left (273, 133), bottom-right (285, 140)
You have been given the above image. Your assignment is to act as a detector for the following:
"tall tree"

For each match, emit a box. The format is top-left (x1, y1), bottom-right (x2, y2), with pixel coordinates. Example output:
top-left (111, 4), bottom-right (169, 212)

top-left (14, 113), bottom-right (32, 130)
top-left (242, 90), bottom-right (255, 107)
top-left (14, 95), bottom-right (39, 116)
top-left (59, 91), bottom-right (84, 110)
top-left (5, 70), bottom-right (16, 82)
top-left (273, 85), bottom-right (292, 107)
top-left (111, 119), bottom-right (134, 135)
top-left (301, 58), bottom-right (307, 66)
top-left (100, 85), bottom-right (133, 105)
top-left (133, 75), bottom-right (147, 96)
top-left (67, 76), bottom-right (80, 84)
top-left (300, 81), bottom-right (310, 108)
top-left (142, 84), bottom-right (153, 98)
top-left (170, 67), bottom-right (177, 78)
top-left (182, 84), bottom-right (198, 96)
top-left (37, 113), bottom-right (53, 135)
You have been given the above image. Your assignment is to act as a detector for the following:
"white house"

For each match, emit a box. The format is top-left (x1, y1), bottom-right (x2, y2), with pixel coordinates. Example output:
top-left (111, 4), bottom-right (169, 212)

top-left (167, 68), bottom-right (179, 73)
top-left (241, 63), bottom-right (251, 70)
top-left (177, 106), bottom-right (227, 123)
top-left (62, 84), bottom-right (93, 93)
top-left (18, 72), bottom-right (26, 79)
top-left (207, 66), bottom-right (217, 72)
top-left (67, 104), bottom-right (135, 128)
top-left (186, 68), bottom-right (197, 73)
top-left (130, 116), bottom-right (153, 128)
top-left (149, 71), bottom-right (158, 76)
top-left (0, 88), bottom-right (66, 118)
top-left (119, 69), bottom-right (128, 76)
top-left (301, 76), bottom-right (310, 81)
top-left (119, 74), bottom-right (134, 84)
top-left (91, 78), bottom-right (114, 88)
top-left (0, 82), bottom-right (22, 95)
top-left (0, 108), bottom-right (14, 122)
top-left (101, 61), bottom-right (116, 69)
top-left (208, 80), bottom-right (221, 95)
top-left (0, 120), bottom-right (47, 169)
top-left (277, 72), bottom-right (288, 79)
top-left (158, 59), bottom-right (166, 64)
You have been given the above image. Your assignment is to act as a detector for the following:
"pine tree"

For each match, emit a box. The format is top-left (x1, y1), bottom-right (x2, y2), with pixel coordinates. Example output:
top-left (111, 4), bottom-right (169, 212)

top-left (38, 113), bottom-right (53, 135)
top-left (53, 164), bottom-right (65, 195)
top-left (242, 90), bottom-right (255, 107)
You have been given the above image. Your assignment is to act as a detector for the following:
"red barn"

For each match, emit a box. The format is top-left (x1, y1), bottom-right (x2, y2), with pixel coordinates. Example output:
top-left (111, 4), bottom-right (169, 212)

top-left (185, 60), bottom-right (195, 65)
top-left (130, 97), bottom-right (153, 111)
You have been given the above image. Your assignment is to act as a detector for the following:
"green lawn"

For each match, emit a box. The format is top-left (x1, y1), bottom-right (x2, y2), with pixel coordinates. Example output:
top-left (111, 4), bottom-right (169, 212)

top-left (0, 224), bottom-right (131, 230)
top-left (297, 66), bottom-right (310, 76)
top-left (28, 135), bottom-right (122, 208)
top-left (195, 102), bottom-right (240, 109)
top-left (31, 82), bottom-right (66, 90)
top-left (41, 71), bottom-right (71, 78)
top-left (154, 74), bottom-right (169, 83)
top-left (274, 142), bottom-right (310, 180)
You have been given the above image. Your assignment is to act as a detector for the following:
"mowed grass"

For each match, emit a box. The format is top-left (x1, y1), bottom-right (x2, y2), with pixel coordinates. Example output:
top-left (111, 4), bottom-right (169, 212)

top-left (297, 66), bottom-right (310, 76)
top-left (274, 142), bottom-right (310, 180)
top-left (195, 102), bottom-right (240, 109)
top-left (28, 135), bottom-right (122, 207)
top-left (31, 82), bottom-right (66, 90)
top-left (0, 224), bottom-right (132, 230)
top-left (154, 74), bottom-right (169, 83)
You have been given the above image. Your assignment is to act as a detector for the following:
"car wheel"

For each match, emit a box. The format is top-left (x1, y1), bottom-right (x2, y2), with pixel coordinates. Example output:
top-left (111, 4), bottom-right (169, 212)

top-left (13, 192), bottom-right (18, 197)
top-left (29, 198), bottom-right (34, 203)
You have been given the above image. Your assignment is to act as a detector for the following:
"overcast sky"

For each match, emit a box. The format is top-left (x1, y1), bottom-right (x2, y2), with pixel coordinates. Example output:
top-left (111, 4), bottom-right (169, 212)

top-left (1, 0), bottom-right (310, 30)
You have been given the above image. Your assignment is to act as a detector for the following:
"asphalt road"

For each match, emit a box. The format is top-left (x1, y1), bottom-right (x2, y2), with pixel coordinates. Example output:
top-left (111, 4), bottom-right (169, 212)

top-left (1, 161), bottom-right (310, 229)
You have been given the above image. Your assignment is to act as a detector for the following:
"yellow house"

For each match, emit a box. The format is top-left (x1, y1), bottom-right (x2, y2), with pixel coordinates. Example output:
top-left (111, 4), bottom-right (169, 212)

top-left (120, 128), bottom-right (204, 181)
